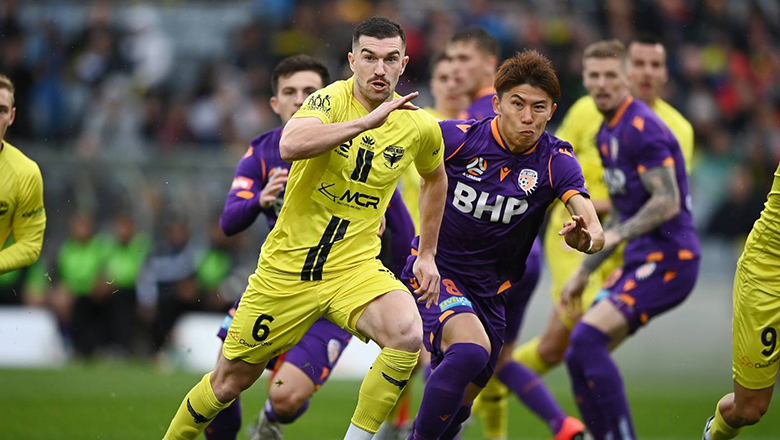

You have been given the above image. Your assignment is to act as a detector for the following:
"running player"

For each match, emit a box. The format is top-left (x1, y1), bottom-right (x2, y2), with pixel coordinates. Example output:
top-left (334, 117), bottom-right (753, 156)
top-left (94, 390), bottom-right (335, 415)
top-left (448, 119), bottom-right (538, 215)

top-left (447, 27), bottom-right (500, 121)
top-left (162, 17), bottom-right (447, 440)
top-left (405, 50), bottom-right (604, 440)
top-left (561, 40), bottom-right (699, 440)
top-left (0, 74), bottom-right (46, 275)
top-left (514, 34), bottom-right (695, 378)
top-left (702, 162), bottom-right (779, 439)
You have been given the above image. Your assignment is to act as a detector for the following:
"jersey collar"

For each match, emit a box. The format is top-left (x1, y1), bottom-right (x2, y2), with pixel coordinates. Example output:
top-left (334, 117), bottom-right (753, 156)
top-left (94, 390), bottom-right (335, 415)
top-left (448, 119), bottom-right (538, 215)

top-left (490, 116), bottom-right (539, 155)
top-left (607, 95), bottom-right (634, 128)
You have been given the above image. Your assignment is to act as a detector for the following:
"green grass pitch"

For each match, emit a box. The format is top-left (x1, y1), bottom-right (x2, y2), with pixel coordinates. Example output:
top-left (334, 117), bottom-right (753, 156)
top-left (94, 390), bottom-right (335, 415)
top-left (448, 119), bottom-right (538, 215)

top-left (1, 362), bottom-right (777, 439)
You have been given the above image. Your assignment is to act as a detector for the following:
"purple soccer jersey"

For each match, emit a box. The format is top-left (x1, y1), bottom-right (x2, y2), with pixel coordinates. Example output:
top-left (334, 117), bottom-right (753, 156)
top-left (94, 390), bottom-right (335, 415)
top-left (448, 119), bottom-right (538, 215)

top-left (221, 127), bottom-right (289, 235)
top-left (459, 89), bottom-right (497, 121)
top-left (596, 96), bottom-right (700, 265)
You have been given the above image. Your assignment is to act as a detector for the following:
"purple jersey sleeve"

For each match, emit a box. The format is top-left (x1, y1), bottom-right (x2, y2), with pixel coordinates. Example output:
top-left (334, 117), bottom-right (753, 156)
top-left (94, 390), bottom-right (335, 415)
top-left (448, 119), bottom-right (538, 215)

top-left (220, 147), bottom-right (267, 236)
top-left (439, 119), bottom-right (479, 161)
top-left (549, 143), bottom-right (589, 203)
top-left (629, 117), bottom-right (676, 171)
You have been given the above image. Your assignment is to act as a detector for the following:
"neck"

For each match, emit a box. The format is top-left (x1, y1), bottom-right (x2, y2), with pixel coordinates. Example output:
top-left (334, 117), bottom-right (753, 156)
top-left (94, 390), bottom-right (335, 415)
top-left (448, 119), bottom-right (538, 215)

top-left (601, 93), bottom-right (630, 121)
top-left (470, 76), bottom-right (495, 100)
top-left (640, 95), bottom-right (658, 108)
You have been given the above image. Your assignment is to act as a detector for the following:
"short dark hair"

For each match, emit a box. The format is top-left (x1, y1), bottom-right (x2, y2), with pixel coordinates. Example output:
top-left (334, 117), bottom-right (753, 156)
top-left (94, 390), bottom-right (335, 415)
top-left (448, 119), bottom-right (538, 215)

top-left (631, 32), bottom-right (663, 46)
top-left (450, 27), bottom-right (501, 58)
top-left (429, 52), bottom-right (451, 74)
top-left (270, 55), bottom-right (330, 95)
top-left (583, 39), bottom-right (626, 62)
top-left (352, 16), bottom-right (406, 48)
top-left (495, 50), bottom-right (560, 101)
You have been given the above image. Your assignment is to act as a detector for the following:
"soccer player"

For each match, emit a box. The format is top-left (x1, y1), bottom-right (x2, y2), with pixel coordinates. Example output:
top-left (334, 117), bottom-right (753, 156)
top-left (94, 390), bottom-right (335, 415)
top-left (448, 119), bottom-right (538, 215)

top-left (424, 53), bottom-right (468, 121)
top-left (0, 74), bottom-right (46, 275)
top-left (404, 50), bottom-right (604, 440)
top-left (560, 40), bottom-right (699, 440)
top-left (447, 27), bottom-right (500, 121)
top-left (702, 162), bottom-right (779, 439)
top-left (514, 34), bottom-right (695, 377)
top-left (162, 17), bottom-right (447, 440)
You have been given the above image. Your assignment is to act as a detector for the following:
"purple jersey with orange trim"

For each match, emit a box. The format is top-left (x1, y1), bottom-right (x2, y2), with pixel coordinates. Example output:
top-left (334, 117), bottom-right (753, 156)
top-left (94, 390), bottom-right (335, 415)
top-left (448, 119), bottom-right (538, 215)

top-left (596, 97), bottom-right (699, 265)
top-left (220, 127), bottom-right (289, 235)
top-left (459, 91), bottom-right (496, 121)
top-left (436, 117), bottom-right (588, 297)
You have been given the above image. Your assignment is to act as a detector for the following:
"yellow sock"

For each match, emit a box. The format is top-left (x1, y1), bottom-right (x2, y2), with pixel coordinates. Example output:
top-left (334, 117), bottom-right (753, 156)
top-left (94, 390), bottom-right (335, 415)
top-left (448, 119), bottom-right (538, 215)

top-left (163, 372), bottom-right (234, 440)
top-left (710, 396), bottom-right (742, 440)
top-left (351, 347), bottom-right (419, 433)
top-left (512, 337), bottom-right (551, 375)
top-left (474, 376), bottom-right (509, 440)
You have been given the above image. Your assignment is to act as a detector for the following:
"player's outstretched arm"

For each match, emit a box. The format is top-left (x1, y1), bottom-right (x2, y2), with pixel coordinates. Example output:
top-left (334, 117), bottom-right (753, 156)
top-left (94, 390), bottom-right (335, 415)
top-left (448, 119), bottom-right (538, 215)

top-left (611, 164), bottom-right (681, 242)
top-left (279, 92), bottom-right (420, 161)
top-left (413, 161), bottom-right (447, 309)
top-left (560, 193), bottom-right (605, 254)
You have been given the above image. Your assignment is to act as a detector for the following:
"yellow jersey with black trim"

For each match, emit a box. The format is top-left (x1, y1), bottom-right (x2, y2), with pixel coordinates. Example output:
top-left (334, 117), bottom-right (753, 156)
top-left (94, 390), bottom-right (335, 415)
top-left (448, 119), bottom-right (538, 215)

top-left (256, 77), bottom-right (444, 280)
top-left (650, 98), bottom-right (695, 174)
top-left (738, 163), bottom-right (780, 294)
top-left (0, 141), bottom-right (46, 274)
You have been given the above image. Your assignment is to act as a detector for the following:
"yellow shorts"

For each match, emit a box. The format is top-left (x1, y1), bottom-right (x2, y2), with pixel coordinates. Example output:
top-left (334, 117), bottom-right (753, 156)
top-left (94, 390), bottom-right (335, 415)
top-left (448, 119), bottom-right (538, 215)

top-left (223, 257), bottom-right (408, 364)
top-left (544, 203), bottom-right (624, 329)
top-left (732, 267), bottom-right (780, 390)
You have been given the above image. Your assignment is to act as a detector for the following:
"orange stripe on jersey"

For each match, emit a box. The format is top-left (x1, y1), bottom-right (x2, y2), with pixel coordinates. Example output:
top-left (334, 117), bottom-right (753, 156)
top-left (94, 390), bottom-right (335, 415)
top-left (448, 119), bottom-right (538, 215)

top-left (663, 270), bottom-right (677, 283)
top-left (500, 167), bottom-right (511, 182)
top-left (320, 367), bottom-right (330, 381)
top-left (243, 146), bottom-right (254, 158)
top-left (261, 157), bottom-right (267, 181)
top-left (631, 116), bottom-right (645, 132)
top-left (557, 147), bottom-right (573, 157)
top-left (236, 190), bottom-right (254, 200)
top-left (522, 141), bottom-right (539, 155)
top-left (430, 332), bottom-right (435, 345)
top-left (619, 293), bottom-right (636, 307)
top-left (445, 142), bottom-right (466, 162)
top-left (637, 165), bottom-right (647, 174)
top-left (623, 279), bottom-right (637, 291)
top-left (456, 124), bottom-right (471, 133)
top-left (439, 310), bottom-right (455, 323)
top-left (411, 248), bottom-right (419, 256)
top-left (646, 251), bottom-right (664, 262)
top-left (640, 313), bottom-right (649, 324)
top-left (490, 117), bottom-right (508, 151)
top-left (608, 96), bottom-right (634, 128)
top-left (678, 249), bottom-right (694, 260)
top-left (497, 280), bottom-right (512, 295)
top-left (548, 155), bottom-right (554, 187)
top-left (560, 189), bottom-right (580, 204)
top-left (663, 157), bottom-right (675, 167)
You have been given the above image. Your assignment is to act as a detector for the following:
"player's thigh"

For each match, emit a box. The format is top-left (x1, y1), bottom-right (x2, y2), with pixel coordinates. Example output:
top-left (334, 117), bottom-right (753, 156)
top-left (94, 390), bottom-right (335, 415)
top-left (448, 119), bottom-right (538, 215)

top-left (544, 217), bottom-right (586, 303)
top-left (223, 277), bottom-right (320, 364)
top-left (327, 258), bottom-right (415, 345)
top-left (581, 299), bottom-right (630, 346)
top-left (279, 318), bottom-right (353, 390)
top-left (269, 361), bottom-right (317, 403)
top-left (441, 313), bottom-right (491, 353)
top-left (463, 382), bottom-right (484, 406)
top-left (732, 271), bottom-right (780, 391)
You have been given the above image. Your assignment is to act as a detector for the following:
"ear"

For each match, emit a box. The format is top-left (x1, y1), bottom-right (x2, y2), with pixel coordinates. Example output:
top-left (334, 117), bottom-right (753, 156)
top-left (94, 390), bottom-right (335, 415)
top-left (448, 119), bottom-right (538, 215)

top-left (548, 102), bottom-right (557, 121)
top-left (348, 52), bottom-right (356, 73)
top-left (492, 94), bottom-right (501, 115)
top-left (399, 55), bottom-right (409, 75)
top-left (269, 96), bottom-right (280, 116)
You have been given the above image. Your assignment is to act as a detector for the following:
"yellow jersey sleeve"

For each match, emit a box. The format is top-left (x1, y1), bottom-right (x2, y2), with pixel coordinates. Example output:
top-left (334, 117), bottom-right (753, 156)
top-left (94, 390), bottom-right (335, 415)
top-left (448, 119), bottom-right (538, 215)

top-left (0, 160), bottom-right (46, 274)
top-left (413, 113), bottom-right (444, 175)
top-left (555, 96), bottom-right (609, 202)
top-left (653, 99), bottom-right (694, 175)
top-left (292, 80), bottom-right (350, 124)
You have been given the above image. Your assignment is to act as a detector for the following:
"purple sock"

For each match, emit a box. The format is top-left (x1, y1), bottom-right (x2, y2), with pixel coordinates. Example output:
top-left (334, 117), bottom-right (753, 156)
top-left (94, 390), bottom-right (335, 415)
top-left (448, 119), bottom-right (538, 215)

top-left (566, 322), bottom-right (635, 440)
top-left (264, 398), bottom-right (310, 424)
top-left (204, 395), bottom-right (241, 440)
top-left (409, 343), bottom-right (490, 440)
top-left (497, 360), bottom-right (566, 434)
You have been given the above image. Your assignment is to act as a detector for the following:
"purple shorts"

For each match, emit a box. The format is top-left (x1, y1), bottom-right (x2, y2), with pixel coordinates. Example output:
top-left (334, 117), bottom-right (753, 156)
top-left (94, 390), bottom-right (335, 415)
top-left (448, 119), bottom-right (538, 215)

top-left (402, 258), bottom-right (508, 388)
top-left (595, 256), bottom-right (700, 334)
top-left (504, 239), bottom-right (543, 343)
top-left (218, 295), bottom-right (352, 387)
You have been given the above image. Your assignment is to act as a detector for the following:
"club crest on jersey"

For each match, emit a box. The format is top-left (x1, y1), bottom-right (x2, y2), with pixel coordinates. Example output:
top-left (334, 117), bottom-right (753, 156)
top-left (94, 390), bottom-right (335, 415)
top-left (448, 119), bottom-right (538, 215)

top-left (383, 145), bottom-right (405, 169)
top-left (464, 157), bottom-right (487, 181)
top-left (361, 135), bottom-right (376, 150)
top-left (635, 262), bottom-right (656, 280)
top-left (327, 339), bottom-right (342, 365)
top-left (610, 136), bottom-right (620, 161)
top-left (517, 169), bottom-right (539, 195)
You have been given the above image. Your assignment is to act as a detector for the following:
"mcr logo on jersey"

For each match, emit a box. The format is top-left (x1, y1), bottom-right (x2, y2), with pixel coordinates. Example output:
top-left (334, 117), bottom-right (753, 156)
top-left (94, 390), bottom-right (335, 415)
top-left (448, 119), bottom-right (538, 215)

top-left (452, 181), bottom-right (528, 224)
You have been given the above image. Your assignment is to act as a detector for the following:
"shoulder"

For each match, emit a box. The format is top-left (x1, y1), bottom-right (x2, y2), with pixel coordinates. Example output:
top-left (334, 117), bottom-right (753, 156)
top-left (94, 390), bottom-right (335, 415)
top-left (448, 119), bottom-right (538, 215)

top-left (439, 118), bottom-right (487, 153)
top-left (250, 126), bottom-right (283, 157)
top-left (540, 132), bottom-right (576, 162)
top-left (566, 95), bottom-right (599, 117)
top-left (655, 99), bottom-right (693, 136)
top-left (3, 142), bottom-right (42, 181)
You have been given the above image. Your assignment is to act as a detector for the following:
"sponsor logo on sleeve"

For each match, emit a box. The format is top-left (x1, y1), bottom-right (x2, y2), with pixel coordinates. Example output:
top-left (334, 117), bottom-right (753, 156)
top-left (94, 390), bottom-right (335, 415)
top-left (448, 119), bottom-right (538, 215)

top-left (304, 93), bottom-right (331, 115)
top-left (21, 206), bottom-right (44, 218)
top-left (231, 176), bottom-right (254, 190)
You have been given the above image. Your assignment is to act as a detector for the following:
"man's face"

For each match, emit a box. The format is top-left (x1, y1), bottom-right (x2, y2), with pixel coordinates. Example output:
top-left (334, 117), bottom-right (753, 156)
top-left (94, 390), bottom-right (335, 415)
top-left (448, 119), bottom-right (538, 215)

top-left (494, 83), bottom-right (556, 152)
top-left (628, 42), bottom-right (667, 103)
top-left (0, 89), bottom-right (16, 142)
top-left (349, 36), bottom-right (408, 105)
top-left (430, 59), bottom-right (467, 115)
top-left (270, 70), bottom-right (324, 125)
top-left (447, 40), bottom-right (494, 96)
top-left (583, 57), bottom-right (630, 114)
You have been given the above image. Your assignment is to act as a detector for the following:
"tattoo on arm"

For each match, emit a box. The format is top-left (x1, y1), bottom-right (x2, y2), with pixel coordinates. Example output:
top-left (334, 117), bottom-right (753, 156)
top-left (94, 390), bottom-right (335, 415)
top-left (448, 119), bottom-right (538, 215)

top-left (612, 165), bottom-right (680, 242)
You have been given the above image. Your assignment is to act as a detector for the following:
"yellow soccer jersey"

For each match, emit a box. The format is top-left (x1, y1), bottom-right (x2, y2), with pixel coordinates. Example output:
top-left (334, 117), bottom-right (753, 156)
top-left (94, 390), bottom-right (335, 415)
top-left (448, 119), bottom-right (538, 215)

top-left (0, 142), bottom-right (46, 274)
top-left (257, 77), bottom-right (443, 280)
top-left (738, 163), bottom-right (780, 294)
top-left (651, 98), bottom-right (694, 174)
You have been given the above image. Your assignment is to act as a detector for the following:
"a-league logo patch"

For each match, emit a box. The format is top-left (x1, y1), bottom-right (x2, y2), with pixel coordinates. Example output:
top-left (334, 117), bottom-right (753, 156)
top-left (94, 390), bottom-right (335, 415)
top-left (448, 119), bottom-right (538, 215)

top-left (464, 157), bottom-right (487, 181)
top-left (383, 145), bottom-right (405, 169)
top-left (517, 169), bottom-right (538, 195)
top-left (327, 339), bottom-right (341, 365)
top-left (635, 262), bottom-right (656, 280)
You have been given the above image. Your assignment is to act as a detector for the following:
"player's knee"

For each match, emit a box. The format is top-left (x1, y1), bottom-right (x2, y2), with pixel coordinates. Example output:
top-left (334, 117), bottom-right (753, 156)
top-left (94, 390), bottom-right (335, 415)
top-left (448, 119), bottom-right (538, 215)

top-left (210, 375), bottom-right (247, 403)
top-left (270, 389), bottom-right (309, 418)
top-left (444, 342), bottom-right (490, 378)
top-left (737, 401), bottom-right (769, 425)
top-left (387, 313), bottom-right (423, 352)
top-left (537, 340), bottom-right (567, 366)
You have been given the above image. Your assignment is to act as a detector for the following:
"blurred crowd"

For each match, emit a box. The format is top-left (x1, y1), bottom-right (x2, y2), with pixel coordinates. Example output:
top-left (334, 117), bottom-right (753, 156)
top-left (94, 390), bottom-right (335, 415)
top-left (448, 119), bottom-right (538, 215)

top-left (0, 0), bottom-right (778, 358)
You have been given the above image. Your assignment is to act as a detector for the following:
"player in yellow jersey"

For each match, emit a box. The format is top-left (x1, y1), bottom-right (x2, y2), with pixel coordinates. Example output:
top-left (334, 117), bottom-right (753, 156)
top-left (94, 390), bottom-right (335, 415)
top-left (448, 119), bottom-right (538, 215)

top-left (0, 74), bottom-right (46, 275)
top-left (162, 17), bottom-right (448, 440)
top-left (513, 35), bottom-right (695, 378)
top-left (703, 163), bottom-right (780, 439)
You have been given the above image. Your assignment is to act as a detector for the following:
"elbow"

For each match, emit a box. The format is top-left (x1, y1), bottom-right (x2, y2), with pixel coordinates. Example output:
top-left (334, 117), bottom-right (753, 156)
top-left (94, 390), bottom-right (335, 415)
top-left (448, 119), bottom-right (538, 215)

top-left (665, 197), bottom-right (681, 220)
top-left (219, 216), bottom-right (239, 237)
top-left (279, 134), bottom-right (301, 161)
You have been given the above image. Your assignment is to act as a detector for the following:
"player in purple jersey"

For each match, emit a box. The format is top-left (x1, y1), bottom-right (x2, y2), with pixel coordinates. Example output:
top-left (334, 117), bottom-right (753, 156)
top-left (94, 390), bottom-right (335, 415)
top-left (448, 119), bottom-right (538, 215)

top-left (447, 27), bottom-right (500, 121)
top-left (403, 50), bottom-right (605, 440)
top-left (206, 55), bottom-right (416, 440)
top-left (560, 40), bottom-right (700, 440)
